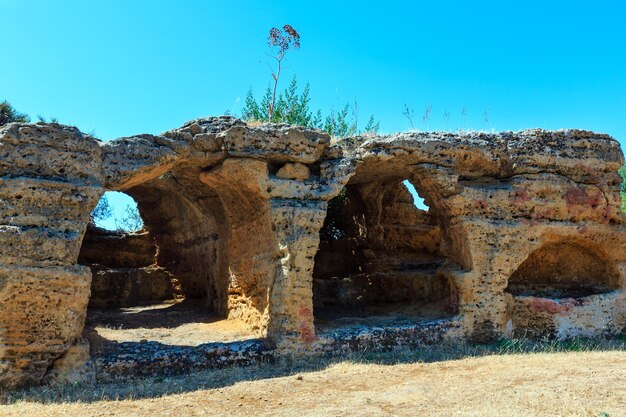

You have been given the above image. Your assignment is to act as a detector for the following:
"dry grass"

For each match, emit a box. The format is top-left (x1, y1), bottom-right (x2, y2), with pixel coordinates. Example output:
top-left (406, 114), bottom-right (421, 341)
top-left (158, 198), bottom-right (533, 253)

top-left (1, 337), bottom-right (624, 416)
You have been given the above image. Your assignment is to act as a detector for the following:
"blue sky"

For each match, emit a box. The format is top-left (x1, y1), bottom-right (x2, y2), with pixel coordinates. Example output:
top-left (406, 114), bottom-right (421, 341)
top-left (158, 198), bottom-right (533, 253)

top-left (2, 1), bottom-right (625, 227)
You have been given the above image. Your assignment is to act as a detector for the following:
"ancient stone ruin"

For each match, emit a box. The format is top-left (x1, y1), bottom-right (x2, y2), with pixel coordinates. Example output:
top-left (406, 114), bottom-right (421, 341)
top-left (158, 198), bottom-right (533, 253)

top-left (1, 116), bottom-right (624, 388)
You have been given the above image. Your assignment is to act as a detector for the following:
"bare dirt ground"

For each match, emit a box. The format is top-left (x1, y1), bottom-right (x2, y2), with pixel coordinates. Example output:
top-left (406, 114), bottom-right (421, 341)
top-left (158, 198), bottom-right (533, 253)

top-left (86, 300), bottom-right (257, 352)
top-left (1, 340), bottom-right (624, 417)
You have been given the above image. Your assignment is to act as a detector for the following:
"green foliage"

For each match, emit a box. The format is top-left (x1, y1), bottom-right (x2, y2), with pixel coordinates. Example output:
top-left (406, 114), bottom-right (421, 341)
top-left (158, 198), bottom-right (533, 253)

top-left (116, 204), bottom-right (143, 231)
top-left (91, 195), bottom-right (113, 223)
top-left (241, 76), bottom-right (379, 138)
top-left (0, 101), bottom-right (30, 126)
top-left (90, 194), bottom-right (143, 232)
top-left (363, 115), bottom-right (380, 135)
top-left (323, 103), bottom-right (354, 138)
top-left (37, 114), bottom-right (59, 124)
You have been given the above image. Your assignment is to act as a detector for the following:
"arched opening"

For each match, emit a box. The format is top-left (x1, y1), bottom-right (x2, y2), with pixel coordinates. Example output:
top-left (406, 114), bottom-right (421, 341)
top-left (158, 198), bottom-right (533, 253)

top-left (80, 192), bottom-right (179, 309)
top-left (91, 191), bottom-right (144, 232)
top-left (506, 242), bottom-right (621, 299)
top-left (505, 241), bottom-right (622, 338)
top-left (313, 177), bottom-right (458, 332)
top-left (78, 182), bottom-right (262, 376)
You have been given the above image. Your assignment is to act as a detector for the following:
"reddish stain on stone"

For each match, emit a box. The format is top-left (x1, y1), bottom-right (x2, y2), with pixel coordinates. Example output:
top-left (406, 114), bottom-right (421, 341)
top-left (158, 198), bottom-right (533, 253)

top-left (537, 207), bottom-right (558, 219)
top-left (601, 205), bottom-right (613, 223)
top-left (299, 305), bottom-right (313, 318)
top-left (530, 297), bottom-right (575, 314)
top-left (564, 188), bottom-right (602, 207)
top-left (573, 163), bottom-right (601, 183)
top-left (510, 189), bottom-right (531, 204)
top-left (299, 323), bottom-right (315, 343)
top-left (475, 199), bottom-right (489, 210)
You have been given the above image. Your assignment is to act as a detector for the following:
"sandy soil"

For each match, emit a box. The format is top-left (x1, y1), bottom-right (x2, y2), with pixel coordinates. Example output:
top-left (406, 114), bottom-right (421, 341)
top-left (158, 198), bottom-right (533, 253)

top-left (2, 350), bottom-right (624, 416)
top-left (86, 300), bottom-right (257, 352)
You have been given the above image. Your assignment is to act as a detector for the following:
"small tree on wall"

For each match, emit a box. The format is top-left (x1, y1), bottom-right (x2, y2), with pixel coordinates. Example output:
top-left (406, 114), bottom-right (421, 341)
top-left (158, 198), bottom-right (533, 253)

top-left (267, 24), bottom-right (301, 121)
top-left (242, 25), bottom-right (380, 138)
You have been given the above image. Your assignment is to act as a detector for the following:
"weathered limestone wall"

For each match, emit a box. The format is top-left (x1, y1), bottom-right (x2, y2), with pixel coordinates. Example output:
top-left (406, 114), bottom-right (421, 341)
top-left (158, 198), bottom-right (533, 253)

top-left (0, 123), bottom-right (104, 387)
top-left (79, 225), bottom-right (157, 268)
top-left (100, 118), bottom-right (344, 342)
top-left (0, 117), bottom-right (624, 387)
top-left (317, 131), bottom-right (625, 342)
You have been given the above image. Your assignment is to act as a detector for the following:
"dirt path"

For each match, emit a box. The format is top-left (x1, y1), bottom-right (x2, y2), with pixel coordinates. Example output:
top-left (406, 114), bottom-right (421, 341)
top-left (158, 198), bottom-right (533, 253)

top-left (2, 351), bottom-right (624, 416)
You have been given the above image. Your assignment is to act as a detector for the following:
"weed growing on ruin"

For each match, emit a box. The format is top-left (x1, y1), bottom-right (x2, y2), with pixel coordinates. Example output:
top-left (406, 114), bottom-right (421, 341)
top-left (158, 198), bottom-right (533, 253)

top-left (0, 101), bottom-right (30, 126)
top-left (401, 103), bottom-right (495, 133)
top-left (243, 25), bottom-right (379, 137)
top-left (422, 104), bottom-right (432, 131)
top-left (442, 109), bottom-right (451, 131)
top-left (243, 76), bottom-right (379, 137)
top-left (266, 25), bottom-right (301, 121)
top-left (402, 104), bottom-right (415, 129)
top-left (36, 115), bottom-right (59, 124)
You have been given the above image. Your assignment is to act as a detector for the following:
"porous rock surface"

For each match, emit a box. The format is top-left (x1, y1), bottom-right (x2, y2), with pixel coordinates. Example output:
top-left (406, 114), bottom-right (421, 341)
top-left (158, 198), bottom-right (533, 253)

top-left (0, 117), bottom-right (624, 388)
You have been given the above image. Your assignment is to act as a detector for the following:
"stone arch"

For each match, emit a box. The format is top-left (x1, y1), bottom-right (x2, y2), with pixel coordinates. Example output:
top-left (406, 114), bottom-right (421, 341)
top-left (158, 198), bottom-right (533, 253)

top-left (93, 157), bottom-right (277, 333)
top-left (407, 166), bottom-right (472, 271)
top-left (506, 240), bottom-right (621, 298)
top-left (312, 159), bottom-right (466, 333)
top-left (78, 136), bottom-right (279, 351)
top-left (78, 191), bottom-right (178, 309)
top-left (75, 157), bottom-right (277, 382)
top-left (504, 238), bottom-right (624, 339)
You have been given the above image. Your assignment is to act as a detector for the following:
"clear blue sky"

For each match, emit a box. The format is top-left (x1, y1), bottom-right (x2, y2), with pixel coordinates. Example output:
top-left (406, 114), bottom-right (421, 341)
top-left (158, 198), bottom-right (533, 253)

top-left (2, 1), bottom-right (625, 228)
top-left (2, 0), bottom-right (625, 145)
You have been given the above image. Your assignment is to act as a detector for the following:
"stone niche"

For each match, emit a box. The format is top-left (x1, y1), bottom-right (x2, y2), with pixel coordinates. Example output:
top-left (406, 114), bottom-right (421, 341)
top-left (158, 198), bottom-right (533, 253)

top-left (0, 117), bottom-right (624, 388)
top-left (313, 180), bottom-right (457, 331)
top-left (507, 241), bottom-right (620, 299)
top-left (505, 240), bottom-right (624, 339)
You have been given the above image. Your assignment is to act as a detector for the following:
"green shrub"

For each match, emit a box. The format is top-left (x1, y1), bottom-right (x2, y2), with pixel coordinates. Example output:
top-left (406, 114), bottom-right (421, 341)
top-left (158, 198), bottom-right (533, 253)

top-left (242, 76), bottom-right (379, 138)
top-left (0, 101), bottom-right (30, 126)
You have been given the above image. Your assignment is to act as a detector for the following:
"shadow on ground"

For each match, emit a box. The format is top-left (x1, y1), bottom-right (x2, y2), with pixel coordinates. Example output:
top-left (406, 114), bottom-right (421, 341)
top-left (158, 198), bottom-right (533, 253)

top-left (1, 334), bottom-right (624, 405)
top-left (86, 299), bottom-right (224, 330)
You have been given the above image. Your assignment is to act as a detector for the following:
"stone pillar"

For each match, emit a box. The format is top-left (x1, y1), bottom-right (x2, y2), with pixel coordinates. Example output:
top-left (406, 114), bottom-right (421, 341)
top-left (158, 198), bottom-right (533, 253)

top-left (267, 199), bottom-right (328, 348)
top-left (451, 220), bottom-right (530, 341)
top-left (0, 123), bottom-right (103, 387)
top-left (265, 158), bottom-right (355, 348)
